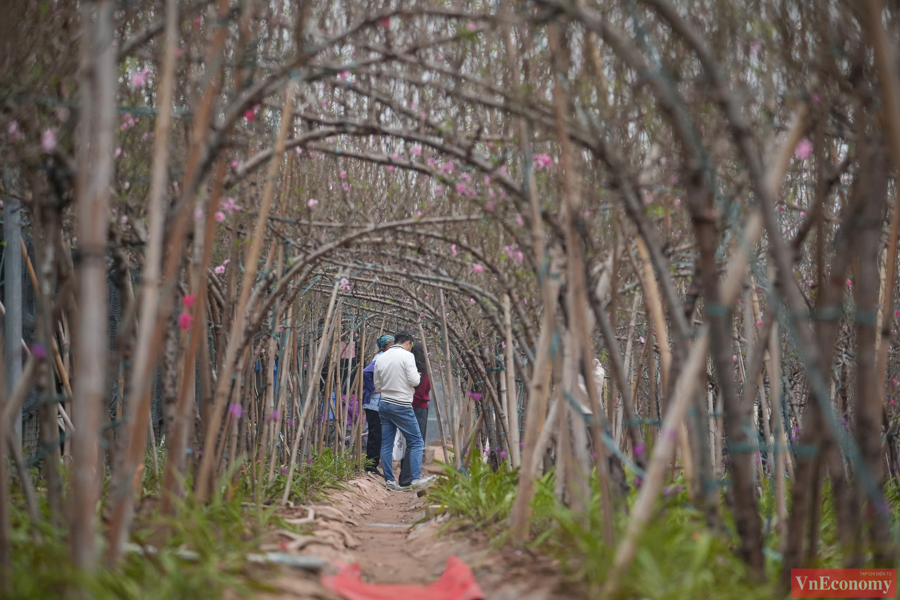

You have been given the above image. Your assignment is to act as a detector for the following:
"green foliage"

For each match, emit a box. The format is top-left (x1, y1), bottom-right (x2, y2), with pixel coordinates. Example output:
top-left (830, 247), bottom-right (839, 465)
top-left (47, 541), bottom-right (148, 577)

top-left (7, 449), bottom-right (359, 599)
top-left (264, 447), bottom-right (357, 503)
top-left (428, 451), bottom-right (555, 532)
top-left (430, 464), bottom-right (782, 600)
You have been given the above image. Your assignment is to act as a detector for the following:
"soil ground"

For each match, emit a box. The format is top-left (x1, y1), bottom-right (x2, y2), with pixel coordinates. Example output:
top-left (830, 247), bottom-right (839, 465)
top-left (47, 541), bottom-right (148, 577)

top-left (228, 446), bottom-right (568, 599)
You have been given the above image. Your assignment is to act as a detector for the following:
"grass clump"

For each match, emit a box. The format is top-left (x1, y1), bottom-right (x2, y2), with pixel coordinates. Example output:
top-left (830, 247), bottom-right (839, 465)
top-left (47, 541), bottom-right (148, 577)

top-left (428, 459), bottom-right (782, 599)
top-left (6, 449), bottom-right (359, 599)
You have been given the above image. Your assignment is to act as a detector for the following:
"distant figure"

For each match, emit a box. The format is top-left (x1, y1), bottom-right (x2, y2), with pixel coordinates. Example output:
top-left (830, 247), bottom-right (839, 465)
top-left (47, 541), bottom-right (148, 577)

top-left (362, 334), bottom-right (394, 474)
top-left (577, 358), bottom-right (607, 414)
top-left (374, 331), bottom-right (436, 491)
top-left (398, 341), bottom-right (431, 488)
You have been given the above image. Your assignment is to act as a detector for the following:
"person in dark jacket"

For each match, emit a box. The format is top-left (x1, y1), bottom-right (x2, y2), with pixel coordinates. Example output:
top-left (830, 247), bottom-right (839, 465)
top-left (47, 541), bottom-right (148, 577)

top-left (398, 341), bottom-right (431, 487)
top-left (362, 334), bottom-right (394, 473)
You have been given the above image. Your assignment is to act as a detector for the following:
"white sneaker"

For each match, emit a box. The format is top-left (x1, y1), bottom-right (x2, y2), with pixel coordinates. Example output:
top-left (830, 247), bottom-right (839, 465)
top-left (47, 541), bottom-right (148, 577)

top-left (385, 480), bottom-right (403, 492)
top-left (410, 475), bottom-right (436, 489)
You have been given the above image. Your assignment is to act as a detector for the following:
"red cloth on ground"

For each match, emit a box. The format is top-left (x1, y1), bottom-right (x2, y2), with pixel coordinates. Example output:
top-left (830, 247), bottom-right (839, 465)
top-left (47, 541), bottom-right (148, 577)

top-left (412, 372), bottom-right (431, 409)
top-left (322, 555), bottom-right (484, 600)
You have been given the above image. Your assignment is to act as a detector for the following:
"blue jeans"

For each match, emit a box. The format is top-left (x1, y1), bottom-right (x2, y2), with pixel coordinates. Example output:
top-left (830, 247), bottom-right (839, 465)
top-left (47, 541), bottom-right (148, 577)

top-left (379, 401), bottom-right (424, 484)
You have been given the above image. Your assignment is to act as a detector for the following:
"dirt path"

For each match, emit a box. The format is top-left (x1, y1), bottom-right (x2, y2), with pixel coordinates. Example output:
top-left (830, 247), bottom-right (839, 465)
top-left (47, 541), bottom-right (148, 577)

top-left (232, 456), bottom-right (567, 600)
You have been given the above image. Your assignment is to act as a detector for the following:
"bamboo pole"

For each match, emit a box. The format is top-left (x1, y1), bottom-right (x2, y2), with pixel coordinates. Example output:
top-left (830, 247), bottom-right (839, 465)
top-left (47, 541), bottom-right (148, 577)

top-left (196, 81), bottom-right (297, 502)
top-left (503, 294), bottom-right (521, 467)
top-left (282, 280), bottom-right (342, 503)
top-left (636, 237), bottom-right (671, 399)
top-left (438, 290), bottom-right (461, 467)
top-left (510, 266), bottom-right (562, 543)
top-left (267, 305), bottom-right (294, 484)
top-left (417, 321), bottom-right (451, 469)
top-left (71, 0), bottom-right (115, 571)
top-left (602, 102), bottom-right (808, 594)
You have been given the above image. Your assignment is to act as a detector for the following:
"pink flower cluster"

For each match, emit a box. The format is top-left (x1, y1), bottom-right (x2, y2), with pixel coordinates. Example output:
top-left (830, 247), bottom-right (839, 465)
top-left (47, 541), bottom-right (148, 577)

top-left (222, 197), bottom-right (241, 213)
top-left (130, 68), bottom-right (150, 89)
top-left (120, 113), bottom-right (140, 131)
top-left (532, 153), bottom-right (553, 170)
top-left (214, 258), bottom-right (231, 275)
top-left (7, 121), bottom-right (23, 143)
top-left (504, 245), bottom-right (523, 263)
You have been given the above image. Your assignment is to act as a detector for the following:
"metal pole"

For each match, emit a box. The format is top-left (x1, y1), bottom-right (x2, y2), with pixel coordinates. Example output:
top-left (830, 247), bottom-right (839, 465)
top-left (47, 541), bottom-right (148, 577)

top-left (2, 166), bottom-right (23, 447)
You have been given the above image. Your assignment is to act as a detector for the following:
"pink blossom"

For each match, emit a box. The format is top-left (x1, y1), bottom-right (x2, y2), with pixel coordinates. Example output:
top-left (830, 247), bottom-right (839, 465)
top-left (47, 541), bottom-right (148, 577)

top-left (515, 214), bottom-right (524, 227)
top-left (178, 311), bottom-right (194, 331)
top-left (674, 198), bottom-right (681, 206)
top-left (229, 403), bottom-right (243, 417)
top-left (439, 161), bottom-right (455, 174)
top-left (639, 336), bottom-right (645, 345)
top-left (845, 279), bottom-right (852, 287)
top-left (461, 172), bottom-right (471, 183)
top-left (41, 130), bottom-right (57, 153)
top-left (115, 147), bottom-right (122, 159)
top-left (342, 182), bottom-right (350, 192)
top-left (340, 171), bottom-right (347, 179)
top-left (732, 354), bottom-right (737, 362)
top-left (130, 69), bottom-right (149, 88)
top-left (194, 207), bottom-right (203, 220)
top-left (8, 121), bottom-right (22, 142)
top-left (455, 183), bottom-right (467, 194)
top-left (182, 294), bottom-right (197, 309)
top-left (795, 138), bottom-right (813, 160)
top-left (223, 259), bottom-right (230, 265)
top-left (308, 198), bottom-right (319, 208)
top-left (415, 210), bottom-right (423, 217)
top-left (756, 320), bottom-right (763, 327)
top-left (412, 146), bottom-right (422, 156)
top-left (451, 244), bottom-right (457, 256)
top-left (471, 264), bottom-right (484, 274)
top-left (231, 160), bottom-right (239, 170)
top-left (470, 298), bottom-right (476, 304)
top-left (484, 201), bottom-right (495, 213)
top-left (427, 157), bottom-right (437, 168)
top-left (244, 108), bottom-right (255, 122)
top-left (340, 277), bottom-right (350, 292)
top-left (215, 211), bottom-right (225, 222)
top-left (532, 153), bottom-right (553, 170)
top-left (379, 16), bottom-right (391, 27)
top-left (214, 265), bottom-right (225, 274)
top-left (391, 152), bottom-right (400, 161)
top-left (30, 343), bottom-right (47, 361)
top-left (387, 165), bottom-right (395, 173)
top-left (894, 309), bottom-right (900, 318)
top-left (778, 205), bottom-right (785, 212)
top-left (467, 21), bottom-right (477, 31)
top-left (800, 211), bottom-right (806, 217)
top-left (338, 70), bottom-right (350, 80)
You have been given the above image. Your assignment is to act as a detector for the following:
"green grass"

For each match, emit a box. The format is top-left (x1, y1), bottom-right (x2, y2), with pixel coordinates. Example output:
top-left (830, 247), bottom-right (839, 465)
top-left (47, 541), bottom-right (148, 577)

top-left (427, 459), bottom-right (802, 599)
top-left (6, 449), bottom-right (359, 599)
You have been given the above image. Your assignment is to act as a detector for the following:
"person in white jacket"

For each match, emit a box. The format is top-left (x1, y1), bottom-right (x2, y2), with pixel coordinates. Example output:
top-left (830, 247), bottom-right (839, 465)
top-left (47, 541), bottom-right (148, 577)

top-left (374, 331), bottom-right (436, 491)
